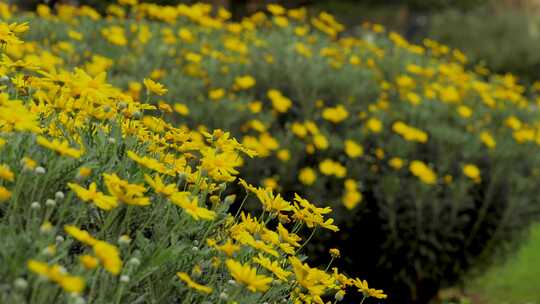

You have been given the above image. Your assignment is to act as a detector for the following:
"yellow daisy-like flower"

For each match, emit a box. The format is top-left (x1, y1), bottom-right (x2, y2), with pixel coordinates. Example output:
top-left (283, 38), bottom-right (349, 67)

top-left (169, 192), bottom-right (216, 221)
top-left (225, 259), bottom-right (272, 292)
top-left (68, 182), bottom-right (118, 211)
top-left (409, 160), bottom-right (437, 185)
top-left (0, 186), bottom-right (12, 203)
top-left (36, 136), bottom-right (83, 158)
top-left (143, 78), bottom-right (168, 96)
top-left (177, 272), bottom-right (213, 294)
top-left (463, 163), bottom-right (481, 183)
top-left (0, 163), bottom-right (14, 182)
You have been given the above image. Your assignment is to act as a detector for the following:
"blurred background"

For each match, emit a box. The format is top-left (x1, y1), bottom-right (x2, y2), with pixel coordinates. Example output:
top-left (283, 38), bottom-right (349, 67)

top-left (14, 0), bottom-right (540, 85)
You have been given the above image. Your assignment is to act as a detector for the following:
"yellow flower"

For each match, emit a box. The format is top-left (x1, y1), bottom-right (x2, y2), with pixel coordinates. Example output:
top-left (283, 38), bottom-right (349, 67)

top-left (457, 105), bottom-right (472, 118)
top-left (267, 89), bottom-right (292, 113)
top-left (342, 189), bottom-right (362, 210)
top-left (144, 174), bottom-right (176, 196)
top-left (366, 118), bottom-right (382, 133)
top-left (64, 226), bottom-right (122, 275)
top-left (103, 173), bottom-right (150, 206)
top-left (0, 186), bottom-right (12, 202)
top-left (93, 241), bottom-right (122, 275)
top-left (0, 98), bottom-right (41, 133)
top-left (252, 253), bottom-right (291, 281)
top-left (288, 256), bottom-right (331, 300)
top-left (0, 22), bottom-right (27, 46)
top-left (505, 115), bottom-right (522, 130)
top-left (67, 30), bottom-right (83, 41)
top-left (293, 194), bottom-right (339, 232)
top-left (127, 151), bottom-right (174, 176)
top-left (101, 25), bottom-right (127, 46)
top-left (170, 192), bottom-right (216, 221)
top-left (80, 255), bottom-right (99, 269)
top-left (174, 103), bottom-right (190, 116)
top-left (178, 28), bottom-right (194, 43)
top-left (409, 160), bottom-right (437, 185)
top-left (298, 167), bottom-right (317, 185)
top-left (291, 122), bottom-right (307, 138)
top-left (216, 239), bottom-right (241, 257)
top-left (209, 88), bottom-right (225, 100)
top-left (40, 221), bottom-right (53, 233)
top-left (329, 248), bottom-right (341, 258)
top-left (388, 157), bottom-right (404, 169)
top-left (0, 163), bottom-right (14, 182)
top-left (68, 182), bottom-right (118, 210)
top-left (64, 225), bottom-right (98, 246)
top-left (480, 131), bottom-right (496, 149)
top-left (353, 278), bottom-right (387, 299)
top-left (118, 0), bottom-right (138, 6)
top-left (27, 260), bottom-right (85, 293)
top-left (267, 4), bottom-right (285, 15)
top-left (344, 140), bottom-right (363, 158)
top-left (199, 148), bottom-right (241, 182)
top-left (392, 121), bottom-right (428, 143)
top-left (177, 272), bottom-right (213, 294)
top-left (252, 186), bottom-right (292, 214)
top-left (234, 75), bottom-right (256, 90)
top-left (37, 136), bottom-right (83, 158)
top-left (77, 166), bottom-right (92, 180)
top-left (158, 101), bottom-right (173, 113)
top-left (21, 157), bottom-right (37, 171)
top-left (319, 159), bottom-right (346, 178)
top-left (143, 78), bottom-right (168, 96)
top-left (463, 164), bottom-right (481, 183)
top-left (322, 105), bottom-right (349, 123)
top-left (276, 149), bottom-right (290, 162)
top-left (313, 134), bottom-right (328, 150)
top-left (225, 259), bottom-right (272, 292)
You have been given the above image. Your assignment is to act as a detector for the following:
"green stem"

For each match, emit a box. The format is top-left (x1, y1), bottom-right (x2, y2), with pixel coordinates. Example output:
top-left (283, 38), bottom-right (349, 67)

top-left (296, 227), bottom-right (317, 254)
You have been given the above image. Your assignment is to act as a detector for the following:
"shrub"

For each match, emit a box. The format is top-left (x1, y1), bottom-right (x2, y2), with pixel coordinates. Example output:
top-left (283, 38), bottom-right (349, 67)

top-left (7, 2), bottom-right (540, 303)
top-left (427, 8), bottom-right (540, 83)
top-left (0, 12), bottom-right (386, 304)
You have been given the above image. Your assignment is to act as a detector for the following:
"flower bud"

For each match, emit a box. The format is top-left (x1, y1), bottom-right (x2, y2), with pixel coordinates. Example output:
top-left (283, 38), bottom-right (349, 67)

top-left (128, 257), bottom-right (141, 267)
top-left (120, 275), bottom-right (130, 283)
top-left (219, 292), bottom-right (228, 300)
top-left (14, 278), bottom-right (28, 290)
top-left (45, 199), bottom-right (56, 207)
top-left (55, 191), bottom-right (65, 200)
top-left (35, 166), bottom-right (46, 174)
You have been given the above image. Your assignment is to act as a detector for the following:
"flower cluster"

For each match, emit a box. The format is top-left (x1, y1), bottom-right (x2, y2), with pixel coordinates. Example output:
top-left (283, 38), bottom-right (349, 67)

top-left (0, 10), bottom-right (385, 304)
top-left (4, 0), bottom-right (540, 301)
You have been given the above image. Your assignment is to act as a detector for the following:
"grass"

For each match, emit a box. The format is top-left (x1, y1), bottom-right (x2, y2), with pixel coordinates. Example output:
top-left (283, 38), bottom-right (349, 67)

top-left (467, 224), bottom-right (540, 304)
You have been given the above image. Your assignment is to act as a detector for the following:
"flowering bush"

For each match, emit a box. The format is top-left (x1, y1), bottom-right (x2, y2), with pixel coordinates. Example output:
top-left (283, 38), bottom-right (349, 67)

top-left (5, 1), bottom-right (540, 303)
top-left (0, 13), bottom-right (386, 304)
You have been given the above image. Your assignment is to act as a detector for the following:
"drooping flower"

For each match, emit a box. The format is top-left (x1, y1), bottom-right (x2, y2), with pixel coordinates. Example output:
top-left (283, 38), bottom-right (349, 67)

top-left (27, 260), bottom-right (85, 293)
top-left (36, 136), bottom-right (83, 158)
top-left (68, 182), bottom-right (118, 210)
top-left (177, 272), bottom-right (213, 294)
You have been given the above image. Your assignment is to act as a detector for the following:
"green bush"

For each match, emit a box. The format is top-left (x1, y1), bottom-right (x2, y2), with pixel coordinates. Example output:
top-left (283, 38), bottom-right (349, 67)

top-left (11, 2), bottom-right (540, 303)
top-left (427, 8), bottom-right (540, 83)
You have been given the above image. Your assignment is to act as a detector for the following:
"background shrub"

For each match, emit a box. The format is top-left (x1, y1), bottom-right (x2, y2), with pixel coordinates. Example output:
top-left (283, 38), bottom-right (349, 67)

top-left (427, 8), bottom-right (540, 83)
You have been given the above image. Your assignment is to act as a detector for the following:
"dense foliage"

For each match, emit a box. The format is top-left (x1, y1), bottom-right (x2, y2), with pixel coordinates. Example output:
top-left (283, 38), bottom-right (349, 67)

top-left (428, 8), bottom-right (540, 83)
top-left (0, 6), bottom-right (387, 304)
top-left (3, 1), bottom-right (540, 303)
